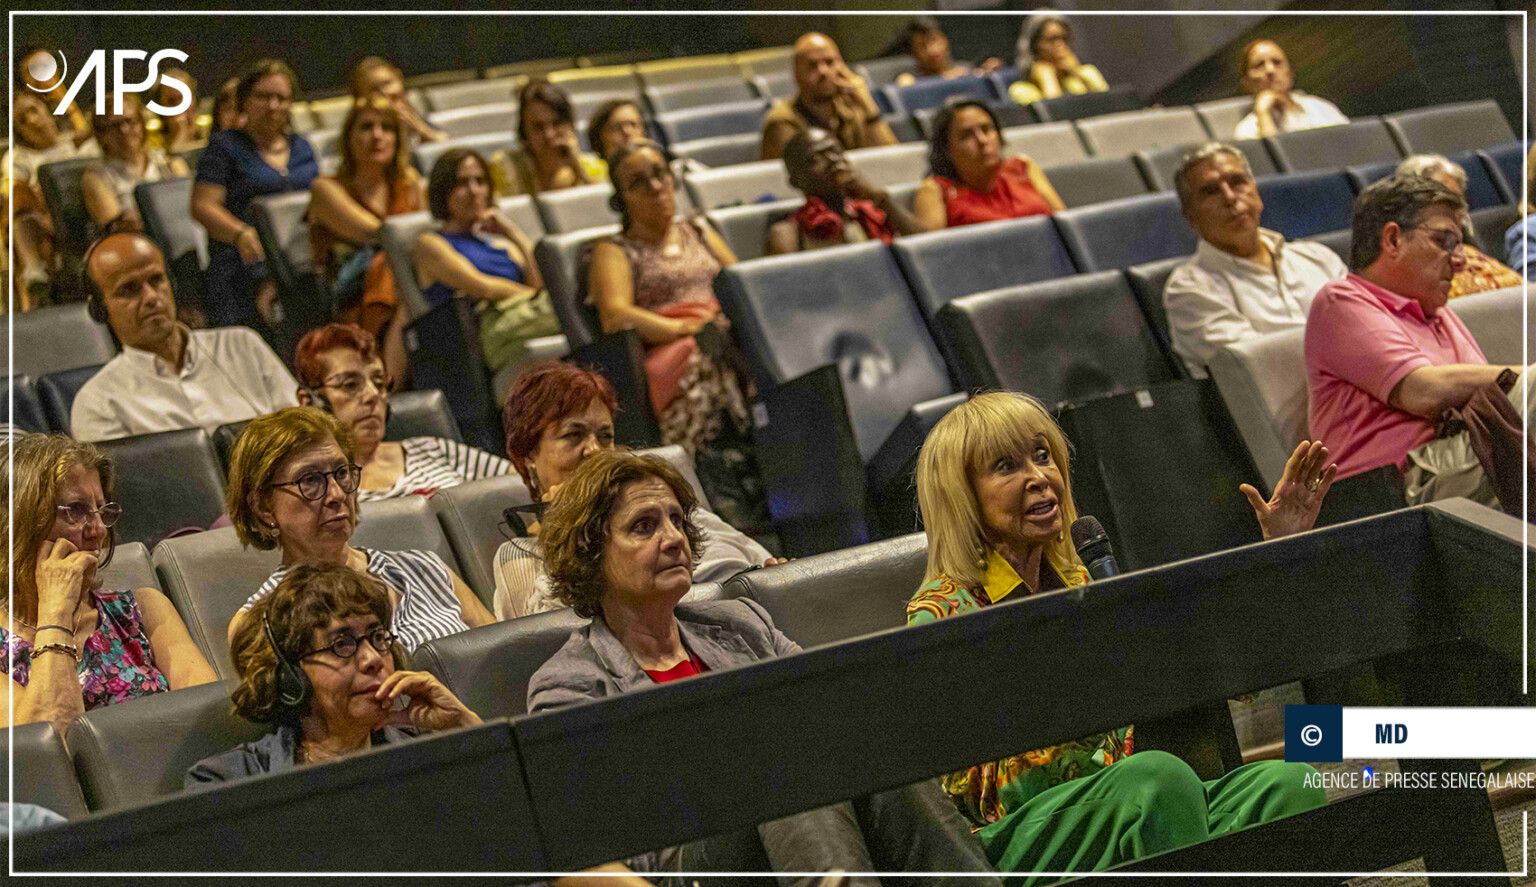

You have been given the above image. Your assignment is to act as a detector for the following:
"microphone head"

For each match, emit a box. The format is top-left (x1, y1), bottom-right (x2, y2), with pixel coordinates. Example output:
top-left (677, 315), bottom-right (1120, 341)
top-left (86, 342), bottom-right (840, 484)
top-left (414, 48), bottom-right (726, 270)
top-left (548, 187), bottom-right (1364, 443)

top-left (1070, 515), bottom-right (1108, 551)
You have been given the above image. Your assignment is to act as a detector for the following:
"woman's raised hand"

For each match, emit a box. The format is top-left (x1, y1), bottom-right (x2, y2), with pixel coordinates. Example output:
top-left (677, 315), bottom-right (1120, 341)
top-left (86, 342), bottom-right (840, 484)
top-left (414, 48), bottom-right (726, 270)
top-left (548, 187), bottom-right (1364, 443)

top-left (34, 538), bottom-right (97, 623)
top-left (375, 670), bottom-right (483, 732)
top-left (1241, 440), bottom-right (1338, 541)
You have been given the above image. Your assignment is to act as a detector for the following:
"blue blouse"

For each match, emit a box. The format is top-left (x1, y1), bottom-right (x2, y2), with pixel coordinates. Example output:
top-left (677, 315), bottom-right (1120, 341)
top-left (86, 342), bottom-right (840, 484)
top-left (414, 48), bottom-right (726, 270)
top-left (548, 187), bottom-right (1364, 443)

top-left (422, 231), bottom-right (526, 310)
top-left (195, 129), bottom-right (318, 224)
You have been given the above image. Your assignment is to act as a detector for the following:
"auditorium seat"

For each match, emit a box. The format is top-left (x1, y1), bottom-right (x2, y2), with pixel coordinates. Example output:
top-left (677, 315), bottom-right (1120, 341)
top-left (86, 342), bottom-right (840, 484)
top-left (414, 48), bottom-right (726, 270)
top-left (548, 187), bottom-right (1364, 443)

top-left (855, 56), bottom-right (919, 86)
top-left (1479, 142), bottom-right (1525, 204)
top-left (249, 191), bottom-right (324, 322)
top-left (548, 65), bottom-right (641, 96)
top-left (69, 680), bottom-right (264, 811)
top-left (534, 183), bottom-right (622, 234)
top-left (669, 132), bottom-right (761, 169)
top-left (705, 198), bottom-right (801, 261)
top-left (413, 133), bottom-right (513, 181)
top-left (1470, 204), bottom-right (1520, 263)
top-left (1266, 118), bottom-right (1402, 172)
top-left (1347, 151), bottom-right (1503, 212)
top-left (654, 99), bottom-right (768, 146)
top-left (5, 374), bottom-right (49, 433)
top-left (98, 541), bottom-right (161, 595)
top-left (1044, 155), bottom-right (1152, 208)
top-left (97, 429), bottom-right (226, 549)
top-left (306, 95), bottom-right (352, 129)
top-left (1207, 327), bottom-right (1308, 484)
top-left (913, 100), bottom-right (1036, 139)
top-left (937, 271), bottom-right (1180, 402)
top-left (724, 532), bottom-right (926, 649)
top-left (844, 143), bottom-right (928, 189)
top-left (1384, 99), bottom-right (1517, 158)
top-left (890, 216), bottom-right (1076, 319)
top-left (35, 364), bottom-right (100, 436)
top-left (1254, 170), bottom-right (1355, 241)
top-left (135, 177), bottom-right (209, 310)
top-left (306, 128), bottom-right (341, 160)
top-left (426, 103), bottom-right (518, 140)
top-left (643, 78), bottom-right (757, 115)
top-left (750, 71), bottom-right (795, 102)
top-left (882, 75), bottom-right (996, 117)
top-left (1031, 84), bottom-right (1144, 122)
top-left (884, 113), bottom-right (923, 144)
top-left (211, 389), bottom-right (461, 472)
top-left (1343, 160), bottom-right (1397, 195)
top-left (37, 158), bottom-right (99, 267)
top-left (683, 161), bottom-right (794, 210)
top-left (3, 722), bottom-right (90, 820)
top-left (1075, 107), bottom-right (1210, 159)
top-left (1123, 255), bottom-right (1190, 372)
top-left (636, 56), bottom-right (742, 87)
top-left (1135, 139), bottom-right (1277, 191)
top-left (1453, 284), bottom-right (1532, 365)
top-left (1193, 96), bottom-right (1254, 140)
top-left (714, 244), bottom-right (962, 552)
top-left (1302, 228), bottom-right (1352, 262)
top-left (422, 77), bottom-right (520, 112)
top-left (1001, 121), bottom-right (1088, 167)
top-left (5, 303), bottom-right (116, 380)
top-left (533, 225), bottom-right (622, 348)
top-left (1053, 192), bottom-right (1197, 272)
top-left (415, 608), bottom-right (589, 718)
top-left (404, 68), bottom-right (478, 89)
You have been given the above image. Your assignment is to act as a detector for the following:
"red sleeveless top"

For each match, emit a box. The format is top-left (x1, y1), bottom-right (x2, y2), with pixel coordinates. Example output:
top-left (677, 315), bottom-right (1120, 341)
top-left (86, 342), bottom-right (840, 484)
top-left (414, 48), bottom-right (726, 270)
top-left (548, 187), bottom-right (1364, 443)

top-left (935, 156), bottom-right (1053, 228)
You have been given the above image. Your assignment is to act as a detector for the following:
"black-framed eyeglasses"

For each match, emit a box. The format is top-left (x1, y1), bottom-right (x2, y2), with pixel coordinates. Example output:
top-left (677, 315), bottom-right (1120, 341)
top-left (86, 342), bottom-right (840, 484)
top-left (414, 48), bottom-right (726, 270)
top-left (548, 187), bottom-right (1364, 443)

top-left (1412, 225), bottom-right (1464, 256)
top-left (323, 372), bottom-right (393, 399)
top-left (55, 501), bottom-right (123, 528)
top-left (297, 627), bottom-right (395, 661)
top-left (268, 464), bottom-right (362, 501)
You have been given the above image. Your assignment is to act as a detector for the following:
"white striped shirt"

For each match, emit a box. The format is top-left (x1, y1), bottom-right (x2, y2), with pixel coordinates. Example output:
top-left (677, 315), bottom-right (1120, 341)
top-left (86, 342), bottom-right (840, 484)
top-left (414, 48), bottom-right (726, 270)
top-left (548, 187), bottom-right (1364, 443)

top-left (242, 549), bottom-right (468, 653)
top-left (356, 437), bottom-right (513, 503)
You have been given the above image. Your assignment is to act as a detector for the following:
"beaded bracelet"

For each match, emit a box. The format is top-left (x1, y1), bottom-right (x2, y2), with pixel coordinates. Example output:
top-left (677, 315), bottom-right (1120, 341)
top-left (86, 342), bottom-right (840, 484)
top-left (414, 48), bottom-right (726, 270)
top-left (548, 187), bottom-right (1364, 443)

top-left (32, 642), bottom-right (79, 663)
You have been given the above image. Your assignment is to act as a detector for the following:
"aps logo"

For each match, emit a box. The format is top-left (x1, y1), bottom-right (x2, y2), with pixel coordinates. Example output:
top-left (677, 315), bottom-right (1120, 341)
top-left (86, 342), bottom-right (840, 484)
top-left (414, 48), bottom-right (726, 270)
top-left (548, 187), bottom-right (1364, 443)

top-left (25, 49), bottom-right (193, 116)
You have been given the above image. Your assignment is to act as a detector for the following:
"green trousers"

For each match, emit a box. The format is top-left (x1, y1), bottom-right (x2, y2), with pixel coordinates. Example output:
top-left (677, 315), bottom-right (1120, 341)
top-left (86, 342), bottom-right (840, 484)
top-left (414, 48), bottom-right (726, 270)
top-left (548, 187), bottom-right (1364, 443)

top-left (980, 751), bottom-right (1325, 883)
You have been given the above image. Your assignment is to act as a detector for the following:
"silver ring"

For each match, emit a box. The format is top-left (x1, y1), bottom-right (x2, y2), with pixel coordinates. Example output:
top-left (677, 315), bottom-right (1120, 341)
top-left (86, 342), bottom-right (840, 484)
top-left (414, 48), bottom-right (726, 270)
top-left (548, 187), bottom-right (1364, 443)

top-left (1306, 478), bottom-right (1322, 493)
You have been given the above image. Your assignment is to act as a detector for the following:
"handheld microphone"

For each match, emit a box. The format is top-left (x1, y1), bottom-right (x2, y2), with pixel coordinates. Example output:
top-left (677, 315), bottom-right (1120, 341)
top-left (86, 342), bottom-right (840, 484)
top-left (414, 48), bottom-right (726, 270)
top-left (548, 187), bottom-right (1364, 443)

top-left (1071, 516), bottom-right (1119, 582)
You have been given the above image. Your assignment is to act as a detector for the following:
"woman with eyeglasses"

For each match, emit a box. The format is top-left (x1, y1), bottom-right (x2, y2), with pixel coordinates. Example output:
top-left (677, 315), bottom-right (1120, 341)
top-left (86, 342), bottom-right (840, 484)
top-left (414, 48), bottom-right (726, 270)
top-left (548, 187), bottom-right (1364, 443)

top-left (2, 433), bottom-right (216, 738)
top-left (293, 323), bottom-right (513, 502)
top-left (81, 93), bottom-right (189, 236)
top-left (224, 407), bottom-right (495, 655)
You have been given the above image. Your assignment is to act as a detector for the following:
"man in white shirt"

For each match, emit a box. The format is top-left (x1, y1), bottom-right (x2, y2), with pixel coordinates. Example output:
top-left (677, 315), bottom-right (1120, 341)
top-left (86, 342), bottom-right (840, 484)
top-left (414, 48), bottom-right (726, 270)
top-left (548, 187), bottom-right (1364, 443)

top-left (70, 232), bottom-right (298, 442)
top-left (1231, 40), bottom-right (1348, 140)
top-left (1163, 143), bottom-right (1348, 378)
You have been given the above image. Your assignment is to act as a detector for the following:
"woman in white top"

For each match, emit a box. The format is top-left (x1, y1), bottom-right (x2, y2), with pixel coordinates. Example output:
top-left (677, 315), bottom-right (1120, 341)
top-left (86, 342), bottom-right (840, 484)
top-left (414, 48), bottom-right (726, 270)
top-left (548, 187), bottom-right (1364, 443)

top-left (6, 90), bottom-right (99, 308)
top-left (492, 362), bottom-right (782, 620)
top-left (82, 94), bottom-right (188, 235)
top-left (1232, 40), bottom-right (1348, 140)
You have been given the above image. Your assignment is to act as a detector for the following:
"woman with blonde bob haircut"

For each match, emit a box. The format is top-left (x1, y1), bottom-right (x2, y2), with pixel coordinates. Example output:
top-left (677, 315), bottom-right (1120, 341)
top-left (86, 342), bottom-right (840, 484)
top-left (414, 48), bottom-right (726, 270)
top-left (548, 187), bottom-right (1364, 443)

top-left (908, 391), bottom-right (1335, 880)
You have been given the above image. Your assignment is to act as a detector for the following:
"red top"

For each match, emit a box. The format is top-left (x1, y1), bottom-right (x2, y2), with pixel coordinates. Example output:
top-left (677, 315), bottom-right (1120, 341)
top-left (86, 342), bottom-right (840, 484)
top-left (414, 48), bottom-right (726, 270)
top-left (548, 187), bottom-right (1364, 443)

top-left (935, 156), bottom-right (1053, 228)
top-left (644, 655), bottom-right (707, 683)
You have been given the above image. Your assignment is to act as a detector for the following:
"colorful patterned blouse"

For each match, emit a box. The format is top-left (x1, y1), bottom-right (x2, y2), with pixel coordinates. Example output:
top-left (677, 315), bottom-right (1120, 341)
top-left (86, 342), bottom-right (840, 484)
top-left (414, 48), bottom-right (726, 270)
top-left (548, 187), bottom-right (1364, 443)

top-left (907, 549), bottom-right (1132, 828)
top-left (1448, 245), bottom-right (1523, 300)
top-left (2, 589), bottom-right (170, 709)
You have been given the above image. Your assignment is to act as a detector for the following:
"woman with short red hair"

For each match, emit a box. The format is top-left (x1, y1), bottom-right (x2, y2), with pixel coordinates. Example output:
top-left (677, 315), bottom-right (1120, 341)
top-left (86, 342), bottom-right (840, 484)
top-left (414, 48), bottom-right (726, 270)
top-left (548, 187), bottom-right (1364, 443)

top-left (492, 362), bottom-right (779, 620)
top-left (294, 323), bottom-right (512, 502)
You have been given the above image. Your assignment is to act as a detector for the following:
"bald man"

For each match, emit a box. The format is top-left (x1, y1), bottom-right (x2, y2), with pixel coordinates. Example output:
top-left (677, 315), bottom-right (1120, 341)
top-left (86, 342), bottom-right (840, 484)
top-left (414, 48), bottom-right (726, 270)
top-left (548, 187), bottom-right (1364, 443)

top-left (760, 32), bottom-right (898, 160)
top-left (70, 232), bottom-right (297, 442)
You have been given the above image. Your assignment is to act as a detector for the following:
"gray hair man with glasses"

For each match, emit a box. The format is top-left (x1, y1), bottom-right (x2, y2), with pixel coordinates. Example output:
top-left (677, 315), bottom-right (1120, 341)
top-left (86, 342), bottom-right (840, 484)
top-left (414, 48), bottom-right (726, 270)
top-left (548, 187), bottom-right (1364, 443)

top-left (1305, 174), bottom-right (1532, 508)
top-left (1164, 143), bottom-right (1347, 377)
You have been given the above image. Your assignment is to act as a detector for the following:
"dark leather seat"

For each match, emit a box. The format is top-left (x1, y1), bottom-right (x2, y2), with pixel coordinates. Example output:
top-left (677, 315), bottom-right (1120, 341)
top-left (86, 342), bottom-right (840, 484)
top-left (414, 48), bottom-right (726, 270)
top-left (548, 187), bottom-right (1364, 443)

top-left (1031, 85), bottom-right (1144, 122)
top-left (938, 270), bottom-right (1180, 402)
top-left (212, 388), bottom-right (462, 471)
top-left (35, 364), bottom-right (101, 436)
top-left (1471, 204), bottom-right (1521, 264)
top-left (1123, 255), bottom-right (1192, 373)
top-left (68, 681), bottom-right (265, 811)
top-left (1135, 139), bottom-right (1278, 190)
top-left (1302, 228), bottom-right (1353, 263)
top-left (414, 608), bottom-right (587, 719)
top-left (431, 474), bottom-right (533, 607)
top-left (99, 541), bottom-right (161, 595)
top-left (6, 374), bottom-right (49, 433)
top-left (705, 198), bottom-right (802, 262)
top-left (669, 132), bottom-right (761, 169)
top-left (533, 226), bottom-right (623, 349)
top-left (249, 191), bottom-right (324, 324)
top-left (134, 177), bottom-right (209, 311)
top-left (1044, 156), bottom-right (1152, 208)
top-left (5, 303), bottom-right (116, 380)
top-left (643, 77), bottom-right (757, 114)
top-left (1254, 170), bottom-right (1355, 241)
top-left (655, 99), bottom-right (768, 145)
top-left (724, 532), bottom-right (927, 649)
top-left (1384, 99), bottom-right (1517, 157)
top-left (1267, 118), bottom-right (1403, 172)
top-left (96, 429), bottom-right (227, 549)
top-left (1053, 192), bottom-right (1198, 272)
top-left (890, 215), bottom-right (1077, 319)
top-left (3, 721), bottom-right (89, 819)
top-left (37, 158), bottom-right (100, 268)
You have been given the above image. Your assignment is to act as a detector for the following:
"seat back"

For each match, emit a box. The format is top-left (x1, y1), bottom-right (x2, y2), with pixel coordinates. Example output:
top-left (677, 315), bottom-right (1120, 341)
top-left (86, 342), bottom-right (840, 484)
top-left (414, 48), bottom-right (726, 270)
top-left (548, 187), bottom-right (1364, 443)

top-left (533, 225), bottom-right (622, 349)
top-left (1123, 255), bottom-right (1190, 368)
top-left (751, 70), bottom-right (796, 102)
top-left (68, 681), bottom-right (265, 811)
top-left (355, 495), bottom-right (460, 569)
top-left (6, 374), bottom-right (49, 433)
top-left (1135, 139), bottom-right (1277, 191)
top-left (1452, 284), bottom-right (1533, 366)
top-left (636, 57), bottom-right (742, 87)
top-left (135, 177), bottom-right (209, 307)
top-left (1031, 85), bottom-right (1144, 122)
top-left (714, 244), bottom-right (953, 462)
top-left (855, 56), bottom-right (919, 86)
top-left (643, 78), bottom-right (757, 114)
top-left (549, 66), bottom-right (641, 95)
top-left (1384, 99), bottom-right (1517, 157)
top-left (6, 303), bottom-right (117, 379)
top-left (153, 528), bottom-right (281, 678)
top-left (96, 429), bottom-right (227, 549)
top-left (100, 541), bottom-right (160, 595)
top-left (937, 271), bottom-right (1179, 402)
top-left (724, 533), bottom-right (928, 649)
top-left (249, 191), bottom-right (316, 312)
top-left (428, 103), bottom-right (518, 140)
top-left (430, 474), bottom-right (532, 607)
top-left (1207, 327), bottom-right (1308, 483)
top-left (1193, 96), bottom-right (1255, 140)
top-left (423, 77), bottom-right (520, 112)
top-left (1044, 155), bottom-right (1151, 208)
top-left (1268, 118), bottom-right (1402, 172)
top-left (890, 216), bottom-right (1076, 319)
top-left (1470, 204), bottom-right (1520, 264)
top-left (844, 143), bottom-right (928, 189)
top-left (414, 608), bottom-right (587, 719)
top-left (36, 364), bottom-right (101, 435)
top-left (884, 76), bottom-right (995, 115)
top-left (1479, 142), bottom-right (1525, 204)
top-left (387, 388), bottom-right (463, 441)
top-left (534, 183), bottom-right (618, 234)
top-left (669, 132), bottom-right (761, 169)
top-left (655, 99), bottom-right (767, 145)
top-left (1254, 170), bottom-right (1355, 241)
top-left (4, 721), bottom-right (89, 819)
top-left (1455, 150), bottom-right (1508, 212)
top-left (705, 198), bottom-right (802, 262)
top-left (1075, 107), bottom-right (1211, 159)
top-left (1302, 228), bottom-right (1352, 263)
top-left (37, 158), bottom-right (99, 260)
top-left (1001, 121), bottom-right (1088, 167)
top-left (378, 210), bottom-right (438, 319)
top-left (1053, 192), bottom-right (1198, 272)
top-left (684, 161), bottom-right (794, 209)
top-left (307, 128), bottom-right (341, 160)
top-left (413, 133), bottom-right (512, 181)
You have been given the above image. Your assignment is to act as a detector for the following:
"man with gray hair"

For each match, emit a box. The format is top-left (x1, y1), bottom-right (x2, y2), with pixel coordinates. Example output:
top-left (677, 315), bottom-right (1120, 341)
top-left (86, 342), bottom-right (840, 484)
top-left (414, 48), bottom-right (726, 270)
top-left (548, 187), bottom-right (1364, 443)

top-left (1163, 142), bottom-right (1347, 377)
top-left (1306, 174), bottom-right (1528, 507)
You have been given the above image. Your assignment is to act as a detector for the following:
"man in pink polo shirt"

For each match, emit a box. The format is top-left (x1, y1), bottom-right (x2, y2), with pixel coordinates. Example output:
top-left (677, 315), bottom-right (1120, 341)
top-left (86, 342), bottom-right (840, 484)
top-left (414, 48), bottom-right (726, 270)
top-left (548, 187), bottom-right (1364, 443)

top-left (1306, 174), bottom-right (1525, 507)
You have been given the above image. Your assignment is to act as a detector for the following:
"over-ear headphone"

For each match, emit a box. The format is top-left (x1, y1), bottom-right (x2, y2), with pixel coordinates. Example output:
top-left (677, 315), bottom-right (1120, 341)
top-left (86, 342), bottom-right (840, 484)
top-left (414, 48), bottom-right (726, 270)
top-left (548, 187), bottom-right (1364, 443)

top-left (302, 385), bottom-right (391, 425)
top-left (82, 231), bottom-right (164, 325)
top-left (263, 612), bottom-right (312, 720)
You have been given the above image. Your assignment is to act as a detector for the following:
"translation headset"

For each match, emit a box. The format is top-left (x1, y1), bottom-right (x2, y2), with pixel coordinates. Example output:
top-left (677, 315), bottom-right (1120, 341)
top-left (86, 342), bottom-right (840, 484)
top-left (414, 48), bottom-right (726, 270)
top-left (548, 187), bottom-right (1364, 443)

top-left (262, 612), bottom-right (312, 719)
top-left (81, 231), bottom-right (156, 324)
top-left (301, 384), bottom-right (392, 425)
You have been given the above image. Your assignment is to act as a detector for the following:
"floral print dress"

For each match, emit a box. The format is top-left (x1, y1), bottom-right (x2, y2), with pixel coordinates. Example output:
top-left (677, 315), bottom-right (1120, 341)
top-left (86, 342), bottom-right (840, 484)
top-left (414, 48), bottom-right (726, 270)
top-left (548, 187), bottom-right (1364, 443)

top-left (2, 589), bottom-right (169, 708)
